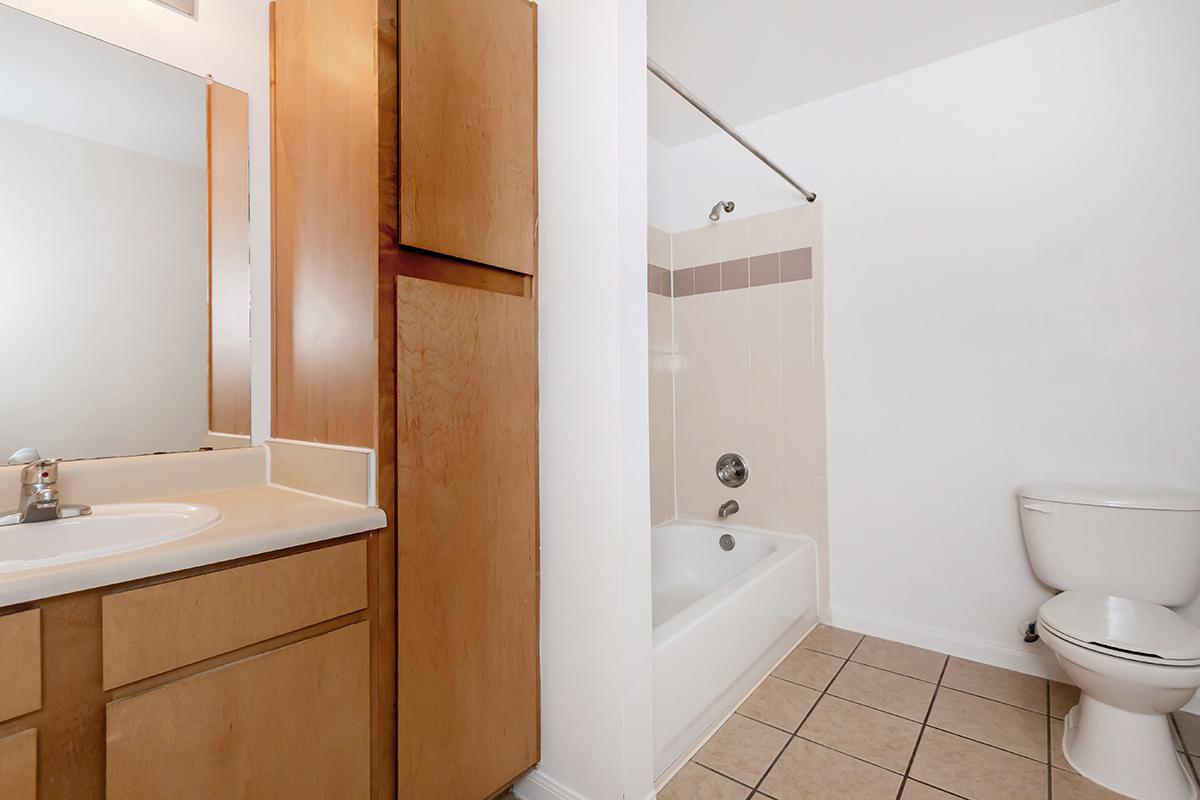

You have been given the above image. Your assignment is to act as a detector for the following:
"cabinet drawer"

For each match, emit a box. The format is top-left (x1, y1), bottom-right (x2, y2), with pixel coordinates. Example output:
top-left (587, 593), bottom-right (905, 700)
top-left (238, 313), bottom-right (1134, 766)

top-left (102, 540), bottom-right (367, 689)
top-left (0, 610), bottom-right (41, 723)
top-left (0, 729), bottom-right (36, 800)
top-left (106, 622), bottom-right (370, 800)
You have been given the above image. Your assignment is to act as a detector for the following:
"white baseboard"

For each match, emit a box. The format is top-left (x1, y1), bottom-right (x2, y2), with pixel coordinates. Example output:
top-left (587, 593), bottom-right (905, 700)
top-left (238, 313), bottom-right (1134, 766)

top-left (512, 770), bottom-right (588, 800)
top-left (513, 770), bottom-right (655, 800)
top-left (829, 605), bottom-right (1070, 683)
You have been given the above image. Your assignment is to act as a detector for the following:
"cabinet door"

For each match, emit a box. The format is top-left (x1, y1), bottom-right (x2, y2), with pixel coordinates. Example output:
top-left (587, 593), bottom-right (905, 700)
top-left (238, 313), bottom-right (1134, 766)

top-left (0, 729), bottom-right (36, 800)
top-left (396, 277), bottom-right (538, 798)
top-left (0, 609), bottom-right (40, 723)
top-left (106, 622), bottom-right (370, 800)
top-left (399, 0), bottom-right (538, 275)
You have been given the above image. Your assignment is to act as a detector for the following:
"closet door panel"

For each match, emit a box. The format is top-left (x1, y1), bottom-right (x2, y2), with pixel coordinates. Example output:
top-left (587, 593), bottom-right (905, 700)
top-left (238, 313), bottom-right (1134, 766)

top-left (395, 276), bottom-right (538, 798)
top-left (398, 0), bottom-right (538, 275)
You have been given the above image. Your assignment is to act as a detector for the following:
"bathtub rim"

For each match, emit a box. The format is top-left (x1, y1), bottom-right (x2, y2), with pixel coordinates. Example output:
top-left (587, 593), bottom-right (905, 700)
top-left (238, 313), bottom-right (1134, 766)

top-left (652, 519), bottom-right (816, 649)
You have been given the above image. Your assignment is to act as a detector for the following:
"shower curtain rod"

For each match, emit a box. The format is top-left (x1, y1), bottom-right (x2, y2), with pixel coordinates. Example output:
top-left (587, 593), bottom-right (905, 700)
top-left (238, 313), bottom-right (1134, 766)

top-left (647, 58), bottom-right (817, 203)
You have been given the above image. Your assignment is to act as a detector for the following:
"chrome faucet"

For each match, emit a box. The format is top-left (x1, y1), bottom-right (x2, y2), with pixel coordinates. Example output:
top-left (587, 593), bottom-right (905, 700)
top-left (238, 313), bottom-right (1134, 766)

top-left (0, 449), bottom-right (91, 527)
top-left (718, 499), bottom-right (740, 519)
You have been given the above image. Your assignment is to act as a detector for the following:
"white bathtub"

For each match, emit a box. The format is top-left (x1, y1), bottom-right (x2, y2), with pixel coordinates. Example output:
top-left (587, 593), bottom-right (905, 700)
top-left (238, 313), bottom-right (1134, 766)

top-left (652, 521), bottom-right (817, 779)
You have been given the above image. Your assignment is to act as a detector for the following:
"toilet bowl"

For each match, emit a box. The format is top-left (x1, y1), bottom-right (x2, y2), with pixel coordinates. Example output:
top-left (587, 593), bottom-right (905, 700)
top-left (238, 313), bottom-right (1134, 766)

top-left (1037, 592), bottom-right (1200, 800)
top-left (1017, 482), bottom-right (1200, 800)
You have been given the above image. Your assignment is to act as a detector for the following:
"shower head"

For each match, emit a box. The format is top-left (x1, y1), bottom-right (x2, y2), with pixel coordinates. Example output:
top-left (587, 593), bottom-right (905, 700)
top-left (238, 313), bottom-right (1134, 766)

top-left (709, 200), bottom-right (735, 222)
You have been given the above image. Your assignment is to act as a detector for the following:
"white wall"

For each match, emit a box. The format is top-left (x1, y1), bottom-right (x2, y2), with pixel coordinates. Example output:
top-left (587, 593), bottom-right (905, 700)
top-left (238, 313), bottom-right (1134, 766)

top-left (648, 137), bottom-right (673, 231)
top-left (5, 0), bottom-right (272, 444)
top-left (653, 0), bottom-right (1200, 678)
top-left (0, 115), bottom-right (208, 460)
top-left (521, 0), bottom-right (655, 798)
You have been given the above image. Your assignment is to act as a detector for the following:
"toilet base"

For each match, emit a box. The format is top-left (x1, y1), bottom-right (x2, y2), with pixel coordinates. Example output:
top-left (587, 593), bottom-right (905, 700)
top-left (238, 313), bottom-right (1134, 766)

top-left (1063, 699), bottom-right (1198, 800)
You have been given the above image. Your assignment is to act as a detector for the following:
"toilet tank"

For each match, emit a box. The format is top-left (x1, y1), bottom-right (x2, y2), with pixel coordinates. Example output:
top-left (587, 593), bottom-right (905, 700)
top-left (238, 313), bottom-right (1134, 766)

top-left (1018, 482), bottom-right (1200, 608)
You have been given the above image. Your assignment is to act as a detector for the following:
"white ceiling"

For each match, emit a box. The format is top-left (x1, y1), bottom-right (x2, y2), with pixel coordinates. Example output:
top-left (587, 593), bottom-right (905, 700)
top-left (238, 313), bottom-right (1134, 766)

top-left (649, 0), bottom-right (1119, 147)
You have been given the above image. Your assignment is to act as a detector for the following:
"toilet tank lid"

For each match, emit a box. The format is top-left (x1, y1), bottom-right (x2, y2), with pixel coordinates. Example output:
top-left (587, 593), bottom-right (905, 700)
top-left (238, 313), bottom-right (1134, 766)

top-left (1018, 482), bottom-right (1200, 511)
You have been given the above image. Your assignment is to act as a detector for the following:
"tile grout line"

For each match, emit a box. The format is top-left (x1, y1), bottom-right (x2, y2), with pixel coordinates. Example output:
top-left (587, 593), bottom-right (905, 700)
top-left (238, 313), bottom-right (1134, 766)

top-left (692, 762), bottom-right (758, 794)
top-left (934, 684), bottom-right (1050, 717)
top-left (808, 642), bottom-right (1052, 715)
top-left (750, 688), bottom-right (928, 731)
top-left (1046, 682), bottom-right (1053, 800)
top-left (781, 642), bottom-right (1054, 785)
top-left (903, 780), bottom-right (972, 800)
top-left (922, 724), bottom-right (1052, 767)
top-left (895, 654), bottom-right (950, 800)
top-left (1174, 715), bottom-right (1200, 786)
top-left (803, 643), bottom-right (941, 686)
top-left (748, 635), bottom-right (869, 797)
top-left (689, 631), bottom-right (1067, 800)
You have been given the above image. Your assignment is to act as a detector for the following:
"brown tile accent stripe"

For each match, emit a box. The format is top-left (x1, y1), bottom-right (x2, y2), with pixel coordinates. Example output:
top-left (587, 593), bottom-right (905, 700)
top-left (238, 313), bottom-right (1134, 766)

top-left (749, 253), bottom-right (780, 287)
top-left (694, 263), bottom-right (721, 294)
top-left (781, 247), bottom-right (813, 282)
top-left (647, 263), bottom-right (671, 297)
top-left (673, 268), bottom-right (695, 298)
top-left (721, 258), bottom-right (749, 290)
top-left (649, 247), bottom-right (813, 296)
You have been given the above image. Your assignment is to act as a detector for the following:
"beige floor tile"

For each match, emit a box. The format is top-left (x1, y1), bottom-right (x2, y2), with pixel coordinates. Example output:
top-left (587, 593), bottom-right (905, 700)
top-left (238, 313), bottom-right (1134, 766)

top-left (1174, 717), bottom-right (1185, 751)
top-left (659, 762), bottom-right (751, 800)
top-left (759, 738), bottom-right (902, 800)
top-left (1050, 681), bottom-right (1081, 719)
top-left (798, 695), bottom-right (921, 773)
top-left (828, 662), bottom-right (936, 722)
top-left (910, 728), bottom-right (1047, 800)
top-left (1176, 711), bottom-right (1200, 755)
top-left (773, 646), bottom-right (844, 691)
top-left (927, 687), bottom-right (1047, 761)
top-left (941, 657), bottom-right (1047, 714)
top-left (1192, 754), bottom-right (1199, 775)
top-left (694, 713), bottom-right (790, 787)
top-left (801, 624), bottom-right (864, 659)
top-left (851, 636), bottom-right (946, 684)
top-left (1051, 717), bottom-right (1076, 773)
top-left (900, 781), bottom-right (961, 800)
top-left (1051, 768), bottom-right (1133, 800)
top-left (739, 676), bottom-right (820, 732)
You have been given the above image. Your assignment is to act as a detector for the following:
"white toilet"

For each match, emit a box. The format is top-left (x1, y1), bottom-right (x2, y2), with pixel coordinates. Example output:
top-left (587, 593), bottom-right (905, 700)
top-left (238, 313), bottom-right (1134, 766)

top-left (1019, 482), bottom-right (1200, 800)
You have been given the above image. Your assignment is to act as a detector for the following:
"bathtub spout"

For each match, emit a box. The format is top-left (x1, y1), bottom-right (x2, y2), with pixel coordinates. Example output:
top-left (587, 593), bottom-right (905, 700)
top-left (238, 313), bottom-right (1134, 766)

top-left (718, 500), bottom-right (739, 519)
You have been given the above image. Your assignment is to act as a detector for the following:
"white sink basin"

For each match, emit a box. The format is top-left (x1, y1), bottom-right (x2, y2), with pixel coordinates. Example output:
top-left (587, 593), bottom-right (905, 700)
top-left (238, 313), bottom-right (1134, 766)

top-left (0, 503), bottom-right (222, 574)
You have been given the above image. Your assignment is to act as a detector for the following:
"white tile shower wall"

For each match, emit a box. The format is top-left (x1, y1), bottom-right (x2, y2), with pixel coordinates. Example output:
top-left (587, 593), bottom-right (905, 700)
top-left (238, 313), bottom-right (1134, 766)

top-left (648, 225), bottom-right (676, 525)
top-left (654, 205), bottom-right (830, 608)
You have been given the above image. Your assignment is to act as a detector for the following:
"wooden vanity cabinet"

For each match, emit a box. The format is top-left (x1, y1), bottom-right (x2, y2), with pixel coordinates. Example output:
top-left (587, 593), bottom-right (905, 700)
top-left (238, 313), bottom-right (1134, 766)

top-left (106, 622), bottom-right (370, 799)
top-left (0, 535), bottom-right (378, 800)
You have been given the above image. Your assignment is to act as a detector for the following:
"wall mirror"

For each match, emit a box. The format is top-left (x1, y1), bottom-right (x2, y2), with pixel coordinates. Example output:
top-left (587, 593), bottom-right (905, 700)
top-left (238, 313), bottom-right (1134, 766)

top-left (0, 3), bottom-right (252, 462)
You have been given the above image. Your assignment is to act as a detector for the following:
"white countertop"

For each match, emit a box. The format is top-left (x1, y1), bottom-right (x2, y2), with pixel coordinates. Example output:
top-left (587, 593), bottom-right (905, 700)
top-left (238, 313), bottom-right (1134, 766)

top-left (0, 484), bottom-right (387, 607)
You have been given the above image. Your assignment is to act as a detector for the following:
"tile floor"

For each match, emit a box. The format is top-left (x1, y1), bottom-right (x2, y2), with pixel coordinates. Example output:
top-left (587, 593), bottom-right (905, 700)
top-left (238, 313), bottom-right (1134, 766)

top-left (659, 624), bottom-right (1200, 800)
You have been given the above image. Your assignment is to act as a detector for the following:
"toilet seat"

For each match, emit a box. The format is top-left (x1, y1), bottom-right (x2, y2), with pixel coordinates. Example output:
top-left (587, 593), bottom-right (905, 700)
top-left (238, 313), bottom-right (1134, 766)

top-left (1039, 592), bottom-right (1200, 667)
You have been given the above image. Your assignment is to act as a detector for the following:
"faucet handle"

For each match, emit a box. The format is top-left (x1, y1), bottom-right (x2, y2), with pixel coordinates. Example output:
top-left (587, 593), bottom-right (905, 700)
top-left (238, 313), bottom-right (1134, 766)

top-left (8, 448), bottom-right (41, 465)
top-left (17, 457), bottom-right (60, 485)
